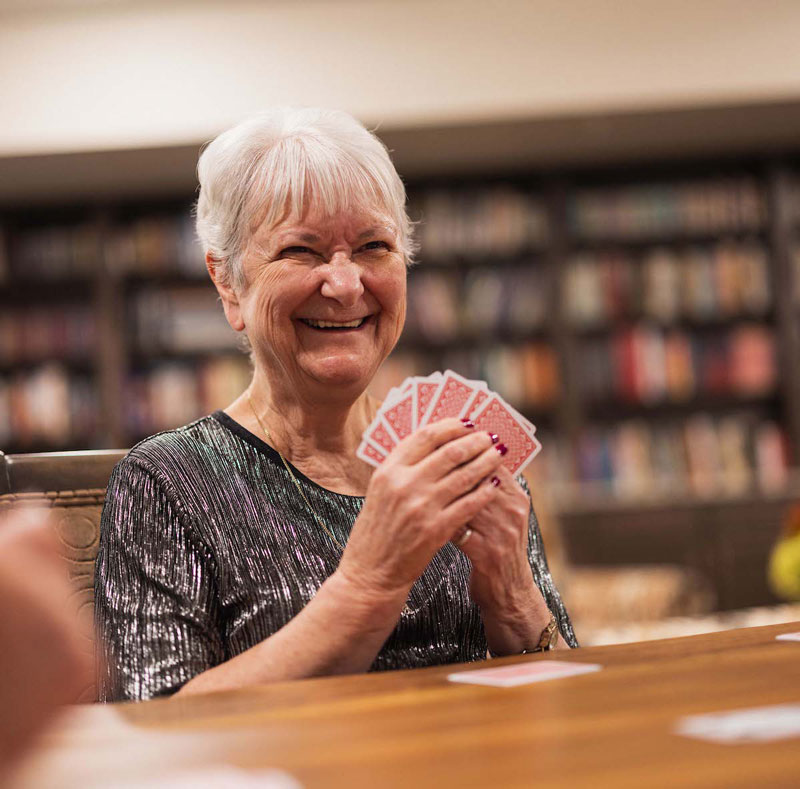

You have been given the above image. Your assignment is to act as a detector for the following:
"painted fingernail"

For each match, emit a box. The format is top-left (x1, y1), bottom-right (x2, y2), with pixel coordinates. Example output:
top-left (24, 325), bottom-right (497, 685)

top-left (490, 476), bottom-right (501, 487)
top-left (461, 419), bottom-right (475, 428)
top-left (488, 433), bottom-right (499, 444)
top-left (495, 443), bottom-right (508, 456)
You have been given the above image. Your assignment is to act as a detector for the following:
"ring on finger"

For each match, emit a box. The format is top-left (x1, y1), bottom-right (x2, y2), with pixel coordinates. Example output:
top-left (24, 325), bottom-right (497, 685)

top-left (454, 527), bottom-right (473, 548)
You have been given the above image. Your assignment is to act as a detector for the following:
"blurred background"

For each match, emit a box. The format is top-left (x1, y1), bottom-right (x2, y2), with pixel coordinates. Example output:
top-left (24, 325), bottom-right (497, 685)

top-left (2, 0), bottom-right (800, 644)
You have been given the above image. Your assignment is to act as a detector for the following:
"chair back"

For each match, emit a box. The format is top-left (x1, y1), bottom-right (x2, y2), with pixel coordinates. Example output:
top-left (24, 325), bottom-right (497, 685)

top-left (1, 449), bottom-right (126, 609)
top-left (0, 449), bottom-right (127, 700)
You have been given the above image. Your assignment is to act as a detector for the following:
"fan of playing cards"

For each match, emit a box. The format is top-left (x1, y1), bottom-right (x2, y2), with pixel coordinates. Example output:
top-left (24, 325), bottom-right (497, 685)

top-left (357, 370), bottom-right (542, 476)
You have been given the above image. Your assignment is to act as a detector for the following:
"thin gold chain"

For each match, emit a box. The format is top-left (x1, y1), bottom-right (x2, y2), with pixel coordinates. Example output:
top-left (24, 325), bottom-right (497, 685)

top-left (247, 392), bottom-right (347, 552)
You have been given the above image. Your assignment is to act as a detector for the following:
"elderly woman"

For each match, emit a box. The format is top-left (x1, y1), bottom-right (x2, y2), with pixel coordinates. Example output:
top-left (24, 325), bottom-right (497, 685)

top-left (95, 107), bottom-right (577, 701)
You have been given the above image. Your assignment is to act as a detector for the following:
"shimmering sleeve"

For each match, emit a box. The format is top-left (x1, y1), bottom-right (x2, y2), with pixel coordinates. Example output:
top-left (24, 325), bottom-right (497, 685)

top-left (95, 456), bottom-right (224, 701)
top-left (519, 477), bottom-right (579, 648)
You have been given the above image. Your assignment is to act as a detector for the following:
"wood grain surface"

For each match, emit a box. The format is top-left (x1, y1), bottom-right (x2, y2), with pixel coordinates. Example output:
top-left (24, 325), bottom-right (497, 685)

top-left (12, 622), bottom-right (800, 789)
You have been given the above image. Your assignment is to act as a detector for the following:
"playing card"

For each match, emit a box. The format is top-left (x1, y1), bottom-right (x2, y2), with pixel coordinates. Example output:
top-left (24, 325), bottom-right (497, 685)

top-left (448, 660), bottom-right (601, 688)
top-left (356, 441), bottom-right (386, 467)
top-left (364, 417), bottom-right (397, 455)
top-left (776, 632), bottom-right (800, 642)
top-left (467, 387), bottom-right (489, 418)
top-left (675, 703), bottom-right (800, 744)
top-left (469, 393), bottom-right (542, 475)
top-left (359, 369), bottom-right (543, 471)
top-left (423, 370), bottom-right (477, 425)
top-left (381, 391), bottom-right (416, 440)
top-left (413, 374), bottom-right (442, 426)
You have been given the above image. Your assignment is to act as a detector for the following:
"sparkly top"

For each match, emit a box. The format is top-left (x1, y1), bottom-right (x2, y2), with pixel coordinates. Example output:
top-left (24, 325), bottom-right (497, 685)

top-left (95, 411), bottom-right (577, 701)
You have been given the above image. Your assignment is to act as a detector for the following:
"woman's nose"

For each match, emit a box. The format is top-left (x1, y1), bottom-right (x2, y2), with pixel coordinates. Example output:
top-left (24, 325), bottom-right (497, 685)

top-left (319, 256), bottom-right (365, 305)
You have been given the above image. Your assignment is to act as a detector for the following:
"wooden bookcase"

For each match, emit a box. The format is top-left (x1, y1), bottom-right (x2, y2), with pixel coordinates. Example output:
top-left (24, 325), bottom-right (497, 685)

top-left (2, 156), bottom-right (800, 611)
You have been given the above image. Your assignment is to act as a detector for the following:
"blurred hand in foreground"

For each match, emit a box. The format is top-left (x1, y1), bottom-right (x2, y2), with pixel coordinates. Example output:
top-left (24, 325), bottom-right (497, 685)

top-left (0, 508), bottom-right (93, 777)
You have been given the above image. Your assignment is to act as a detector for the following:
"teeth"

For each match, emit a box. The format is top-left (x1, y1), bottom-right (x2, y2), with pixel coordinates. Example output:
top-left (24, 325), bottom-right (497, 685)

top-left (303, 318), bottom-right (364, 329)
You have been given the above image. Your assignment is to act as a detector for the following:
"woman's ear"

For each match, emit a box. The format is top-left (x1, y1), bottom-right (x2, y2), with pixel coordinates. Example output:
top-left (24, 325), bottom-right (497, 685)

top-left (206, 254), bottom-right (245, 332)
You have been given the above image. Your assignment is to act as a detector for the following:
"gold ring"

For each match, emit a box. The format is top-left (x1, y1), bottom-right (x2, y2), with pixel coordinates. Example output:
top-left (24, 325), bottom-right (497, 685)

top-left (454, 527), bottom-right (473, 548)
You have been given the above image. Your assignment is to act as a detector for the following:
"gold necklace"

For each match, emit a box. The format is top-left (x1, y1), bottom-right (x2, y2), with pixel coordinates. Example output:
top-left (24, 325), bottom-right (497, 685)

top-left (247, 392), bottom-right (346, 551)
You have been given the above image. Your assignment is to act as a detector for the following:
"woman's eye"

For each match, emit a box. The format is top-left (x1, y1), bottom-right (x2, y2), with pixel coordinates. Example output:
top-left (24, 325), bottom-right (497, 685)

top-left (278, 246), bottom-right (315, 257)
top-left (360, 241), bottom-right (390, 252)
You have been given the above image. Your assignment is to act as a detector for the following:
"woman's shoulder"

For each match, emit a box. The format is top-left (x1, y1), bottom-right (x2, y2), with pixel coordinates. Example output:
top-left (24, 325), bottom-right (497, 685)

top-left (117, 413), bottom-right (231, 480)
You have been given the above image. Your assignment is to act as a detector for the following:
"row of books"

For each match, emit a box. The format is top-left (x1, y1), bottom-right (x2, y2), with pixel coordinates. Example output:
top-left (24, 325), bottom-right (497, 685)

top-left (0, 356), bottom-right (252, 449)
top-left (372, 343), bottom-right (560, 411)
top-left (0, 365), bottom-right (98, 448)
top-left (0, 306), bottom-right (96, 364)
top-left (104, 214), bottom-right (204, 278)
top-left (404, 267), bottom-right (550, 341)
top-left (412, 187), bottom-right (549, 260)
top-left (9, 223), bottom-right (101, 280)
top-left (132, 286), bottom-right (239, 353)
top-left (561, 415), bottom-right (789, 499)
top-left (579, 324), bottom-right (777, 405)
top-left (565, 241), bottom-right (771, 327)
top-left (568, 178), bottom-right (766, 240)
top-left (6, 214), bottom-right (204, 281)
top-left (124, 355), bottom-right (251, 439)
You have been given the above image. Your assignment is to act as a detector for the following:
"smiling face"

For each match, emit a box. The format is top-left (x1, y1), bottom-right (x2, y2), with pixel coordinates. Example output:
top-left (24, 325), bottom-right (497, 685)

top-left (216, 198), bottom-right (407, 404)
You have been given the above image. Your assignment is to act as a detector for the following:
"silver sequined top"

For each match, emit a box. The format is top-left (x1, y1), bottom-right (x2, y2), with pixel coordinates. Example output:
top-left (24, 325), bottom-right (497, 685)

top-left (95, 411), bottom-right (577, 701)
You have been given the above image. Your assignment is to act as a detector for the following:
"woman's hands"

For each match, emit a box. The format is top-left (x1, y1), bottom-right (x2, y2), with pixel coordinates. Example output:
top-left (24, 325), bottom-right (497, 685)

top-left (337, 418), bottom-right (505, 603)
top-left (457, 466), bottom-right (555, 655)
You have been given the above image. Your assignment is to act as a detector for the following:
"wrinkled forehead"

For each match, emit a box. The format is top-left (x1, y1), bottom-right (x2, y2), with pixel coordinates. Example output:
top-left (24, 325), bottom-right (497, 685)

top-left (248, 181), bottom-right (398, 247)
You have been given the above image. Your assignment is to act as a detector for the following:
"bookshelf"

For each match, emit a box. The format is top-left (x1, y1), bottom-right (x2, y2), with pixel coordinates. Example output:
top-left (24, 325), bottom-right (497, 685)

top-left (1, 162), bottom-right (800, 499)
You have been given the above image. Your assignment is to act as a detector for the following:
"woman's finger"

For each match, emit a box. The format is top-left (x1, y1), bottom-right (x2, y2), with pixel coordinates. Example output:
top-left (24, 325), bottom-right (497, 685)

top-left (389, 417), bottom-right (477, 466)
top-left (416, 429), bottom-right (498, 482)
top-left (435, 443), bottom-right (505, 506)
top-left (433, 477), bottom-right (500, 540)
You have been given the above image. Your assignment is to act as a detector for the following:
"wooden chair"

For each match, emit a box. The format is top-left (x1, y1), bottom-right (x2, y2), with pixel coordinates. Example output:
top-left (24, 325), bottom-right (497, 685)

top-left (0, 449), bottom-right (127, 701)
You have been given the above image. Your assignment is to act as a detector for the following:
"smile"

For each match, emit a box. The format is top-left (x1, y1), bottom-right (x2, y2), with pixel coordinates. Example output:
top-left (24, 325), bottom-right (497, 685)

top-left (299, 317), bottom-right (369, 330)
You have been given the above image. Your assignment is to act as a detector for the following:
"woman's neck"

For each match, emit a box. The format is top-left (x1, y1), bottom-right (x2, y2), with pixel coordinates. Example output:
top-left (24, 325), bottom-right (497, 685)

top-left (227, 371), bottom-right (378, 496)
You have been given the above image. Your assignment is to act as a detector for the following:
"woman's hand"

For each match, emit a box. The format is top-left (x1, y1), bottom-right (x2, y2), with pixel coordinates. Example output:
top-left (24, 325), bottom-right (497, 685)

top-left (456, 466), bottom-right (554, 655)
top-left (337, 419), bottom-right (505, 603)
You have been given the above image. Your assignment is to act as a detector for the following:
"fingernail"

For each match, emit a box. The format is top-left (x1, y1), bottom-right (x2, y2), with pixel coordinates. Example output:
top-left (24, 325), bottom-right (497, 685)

top-left (490, 476), bottom-right (501, 487)
top-left (488, 433), bottom-right (499, 444)
top-left (495, 443), bottom-right (508, 456)
top-left (461, 419), bottom-right (475, 428)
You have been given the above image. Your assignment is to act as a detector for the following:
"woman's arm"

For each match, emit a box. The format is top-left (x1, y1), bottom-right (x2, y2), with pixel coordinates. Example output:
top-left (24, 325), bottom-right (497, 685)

top-left (177, 570), bottom-right (407, 694)
top-left (102, 419), bottom-right (506, 699)
top-left (179, 419), bottom-right (506, 695)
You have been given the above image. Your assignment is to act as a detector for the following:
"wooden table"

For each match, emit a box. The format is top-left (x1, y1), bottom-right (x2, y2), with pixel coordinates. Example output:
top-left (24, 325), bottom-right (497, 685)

top-left (13, 622), bottom-right (800, 788)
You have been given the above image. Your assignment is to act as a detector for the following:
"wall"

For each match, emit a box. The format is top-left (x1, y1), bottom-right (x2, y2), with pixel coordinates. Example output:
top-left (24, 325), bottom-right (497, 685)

top-left (2, 0), bottom-right (800, 157)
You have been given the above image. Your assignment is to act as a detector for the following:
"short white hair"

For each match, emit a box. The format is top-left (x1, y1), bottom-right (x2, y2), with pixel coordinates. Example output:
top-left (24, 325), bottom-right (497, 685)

top-left (195, 107), bottom-right (417, 290)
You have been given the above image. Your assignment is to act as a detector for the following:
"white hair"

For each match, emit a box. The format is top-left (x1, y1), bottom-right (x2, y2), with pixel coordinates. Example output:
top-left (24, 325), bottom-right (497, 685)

top-left (195, 107), bottom-right (417, 290)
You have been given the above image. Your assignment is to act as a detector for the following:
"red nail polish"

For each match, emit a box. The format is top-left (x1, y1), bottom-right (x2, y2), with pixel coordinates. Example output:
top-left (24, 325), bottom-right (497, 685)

top-left (488, 433), bottom-right (499, 444)
top-left (461, 419), bottom-right (475, 428)
top-left (495, 443), bottom-right (508, 456)
top-left (491, 476), bottom-right (501, 487)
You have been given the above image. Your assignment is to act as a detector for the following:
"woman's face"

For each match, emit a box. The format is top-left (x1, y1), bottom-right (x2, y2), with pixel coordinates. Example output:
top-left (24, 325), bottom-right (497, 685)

top-left (231, 200), bottom-right (407, 400)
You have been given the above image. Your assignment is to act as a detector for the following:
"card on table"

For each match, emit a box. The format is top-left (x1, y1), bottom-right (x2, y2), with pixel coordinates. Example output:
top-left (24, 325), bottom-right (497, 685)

top-left (675, 703), bottom-right (800, 744)
top-left (447, 660), bottom-right (601, 688)
top-left (776, 632), bottom-right (800, 642)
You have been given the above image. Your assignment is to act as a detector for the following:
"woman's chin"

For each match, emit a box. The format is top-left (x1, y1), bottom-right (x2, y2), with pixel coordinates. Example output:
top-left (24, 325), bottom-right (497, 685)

top-left (301, 358), bottom-right (375, 392)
